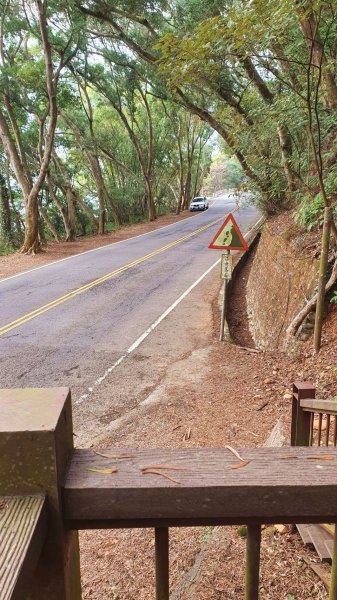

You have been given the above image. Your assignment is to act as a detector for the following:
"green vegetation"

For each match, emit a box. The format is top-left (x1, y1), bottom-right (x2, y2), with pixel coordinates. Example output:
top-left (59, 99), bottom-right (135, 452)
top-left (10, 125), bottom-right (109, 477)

top-left (1, 0), bottom-right (337, 254)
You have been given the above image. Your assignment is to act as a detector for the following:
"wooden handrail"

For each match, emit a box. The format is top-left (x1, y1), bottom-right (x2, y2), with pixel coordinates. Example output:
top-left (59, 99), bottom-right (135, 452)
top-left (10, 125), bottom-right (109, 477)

top-left (300, 398), bottom-right (337, 415)
top-left (63, 447), bottom-right (337, 527)
top-left (0, 495), bottom-right (47, 600)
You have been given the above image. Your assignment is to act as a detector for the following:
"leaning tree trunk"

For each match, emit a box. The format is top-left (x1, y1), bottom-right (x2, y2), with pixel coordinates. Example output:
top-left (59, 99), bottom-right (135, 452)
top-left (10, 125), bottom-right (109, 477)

top-left (75, 192), bottom-right (99, 233)
top-left (39, 205), bottom-right (60, 241)
top-left (277, 124), bottom-right (296, 203)
top-left (49, 184), bottom-right (74, 241)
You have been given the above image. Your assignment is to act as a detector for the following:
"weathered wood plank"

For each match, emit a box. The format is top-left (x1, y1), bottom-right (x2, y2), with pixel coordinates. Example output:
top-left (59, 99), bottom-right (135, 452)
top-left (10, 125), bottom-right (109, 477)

top-left (300, 399), bottom-right (337, 415)
top-left (63, 447), bottom-right (337, 527)
top-left (307, 525), bottom-right (333, 563)
top-left (296, 524), bottom-right (313, 546)
top-left (0, 495), bottom-right (47, 600)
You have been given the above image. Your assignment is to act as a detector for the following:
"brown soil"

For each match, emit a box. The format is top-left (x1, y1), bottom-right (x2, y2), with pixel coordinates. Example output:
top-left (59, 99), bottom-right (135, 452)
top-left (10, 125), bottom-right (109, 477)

top-left (0, 210), bottom-right (195, 279)
top-left (79, 244), bottom-right (335, 599)
top-left (267, 210), bottom-right (323, 258)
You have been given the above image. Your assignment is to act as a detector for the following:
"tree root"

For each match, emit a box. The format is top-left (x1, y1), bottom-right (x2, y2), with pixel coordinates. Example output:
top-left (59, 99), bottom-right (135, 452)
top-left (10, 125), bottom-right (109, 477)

top-left (286, 254), bottom-right (337, 340)
top-left (19, 240), bottom-right (43, 255)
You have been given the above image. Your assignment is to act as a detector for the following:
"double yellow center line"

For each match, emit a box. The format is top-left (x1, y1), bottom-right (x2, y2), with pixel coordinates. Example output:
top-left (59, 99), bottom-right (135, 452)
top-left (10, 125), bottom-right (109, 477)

top-left (0, 216), bottom-right (223, 337)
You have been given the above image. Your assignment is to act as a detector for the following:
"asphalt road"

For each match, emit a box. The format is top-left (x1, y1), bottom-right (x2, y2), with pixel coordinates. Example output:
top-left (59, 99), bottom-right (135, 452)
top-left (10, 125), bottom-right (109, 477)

top-left (0, 195), bottom-right (259, 400)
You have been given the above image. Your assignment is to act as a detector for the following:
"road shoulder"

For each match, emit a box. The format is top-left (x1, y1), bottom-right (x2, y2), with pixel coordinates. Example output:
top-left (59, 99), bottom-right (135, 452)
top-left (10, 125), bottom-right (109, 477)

top-left (0, 210), bottom-right (197, 280)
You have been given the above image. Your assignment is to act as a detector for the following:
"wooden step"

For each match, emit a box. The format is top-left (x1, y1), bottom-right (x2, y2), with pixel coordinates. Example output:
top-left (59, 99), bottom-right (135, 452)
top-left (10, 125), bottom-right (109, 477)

top-left (307, 525), bottom-right (333, 563)
top-left (297, 524), bottom-right (313, 546)
top-left (297, 524), bottom-right (334, 563)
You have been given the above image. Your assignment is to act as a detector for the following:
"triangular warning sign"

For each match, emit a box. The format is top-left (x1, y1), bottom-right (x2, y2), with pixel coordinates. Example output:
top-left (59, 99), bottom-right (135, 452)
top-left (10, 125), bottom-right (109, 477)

top-left (208, 213), bottom-right (248, 251)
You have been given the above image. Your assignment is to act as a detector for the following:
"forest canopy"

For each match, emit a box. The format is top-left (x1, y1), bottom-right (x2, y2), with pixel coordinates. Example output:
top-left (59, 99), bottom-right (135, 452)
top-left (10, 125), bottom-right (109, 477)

top-left (0, 0), bottom-right (337, 253)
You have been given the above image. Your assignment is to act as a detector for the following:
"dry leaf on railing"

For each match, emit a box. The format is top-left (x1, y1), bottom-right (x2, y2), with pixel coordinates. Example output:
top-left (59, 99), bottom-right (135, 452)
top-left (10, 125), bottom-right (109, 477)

top-left (279, 456), bottom-right (299, 460)
top-left (230, 459), bottom-right (251, 470)
top-left (141, 465), bottom-right (183, 471)
top-left (88, 467), bottom-right (118, 474)
top-left (306, 455), bottom-right (334, 460)
top-left (225, 445), bottom-right (245, 462)
top-left (94, 451), bottom-right (135, 459)
top-left (142, 470), bottom-right (180, 484)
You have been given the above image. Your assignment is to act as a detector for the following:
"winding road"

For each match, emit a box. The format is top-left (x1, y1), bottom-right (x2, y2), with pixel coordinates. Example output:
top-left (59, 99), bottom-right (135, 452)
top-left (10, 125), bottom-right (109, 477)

top-left (0, 194), bottom-right (259, 411)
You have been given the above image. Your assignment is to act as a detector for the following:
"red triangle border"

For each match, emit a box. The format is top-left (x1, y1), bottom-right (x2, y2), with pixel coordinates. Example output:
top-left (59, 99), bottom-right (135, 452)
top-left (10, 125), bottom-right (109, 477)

top-left (208, 213), bottom-right (248, 251)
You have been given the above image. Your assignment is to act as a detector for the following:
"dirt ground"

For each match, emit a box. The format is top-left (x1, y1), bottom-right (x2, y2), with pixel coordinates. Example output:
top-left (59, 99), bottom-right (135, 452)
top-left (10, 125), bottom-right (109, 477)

top-left (0, 210), bottom-right (195, 279)
top-left (78, 248), bottom-right (335, 600)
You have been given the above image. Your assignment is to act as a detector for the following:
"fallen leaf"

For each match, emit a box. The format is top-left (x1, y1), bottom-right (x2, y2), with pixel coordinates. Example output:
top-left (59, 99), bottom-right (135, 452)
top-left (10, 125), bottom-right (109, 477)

top-left (279, 456), bottom-right (299, 460)
top-left (306, 455), bottom-right (334, 460)
top-left (88, 467), bottom-right (118, 474)
top-left (231, 459), bottom-right (251, 470)
top-left (225, 445), bottom-right (245, 462)
top-left (141, 465), bottom-right (184, 471)
top-left (94, 451), bottom-right (135, 459)
top-left (142, 470), bottom-right (180, 484)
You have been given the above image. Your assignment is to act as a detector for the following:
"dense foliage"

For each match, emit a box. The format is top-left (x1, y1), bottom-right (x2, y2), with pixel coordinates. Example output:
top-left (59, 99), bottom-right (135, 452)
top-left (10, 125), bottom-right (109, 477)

top-left (0, 0), bottom-right (337, 252)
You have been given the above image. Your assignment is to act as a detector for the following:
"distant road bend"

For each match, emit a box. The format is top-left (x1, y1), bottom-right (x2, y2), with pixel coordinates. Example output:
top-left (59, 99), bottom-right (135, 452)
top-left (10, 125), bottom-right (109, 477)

top-left (0, 194), bottom-right (259, 402)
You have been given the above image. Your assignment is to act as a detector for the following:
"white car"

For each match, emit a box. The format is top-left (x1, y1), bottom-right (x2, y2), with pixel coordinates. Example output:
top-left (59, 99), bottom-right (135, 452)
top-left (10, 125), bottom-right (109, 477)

top-left (189, 197), bottom-right (209, 211)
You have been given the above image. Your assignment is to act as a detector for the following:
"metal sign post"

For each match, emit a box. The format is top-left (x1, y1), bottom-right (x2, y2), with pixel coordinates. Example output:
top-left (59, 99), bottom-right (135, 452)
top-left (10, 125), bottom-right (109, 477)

top-left (219, 250), bottom-right (232, 341)
top-left (208, 213), bottom-right (247, 343)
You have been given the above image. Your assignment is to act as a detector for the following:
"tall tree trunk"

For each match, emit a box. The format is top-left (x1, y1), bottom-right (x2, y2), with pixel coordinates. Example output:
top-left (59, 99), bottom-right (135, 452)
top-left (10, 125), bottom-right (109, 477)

top-left (65, 187), bottom-right (77, 241)
top-left (90, 157), bottom-right (106, 234)
top-left (75, 192), bottom-right (99, 233)
top-left (49, 185), bottom-right (74, 241)
top-left (39, 205), bottom-right (60, 241)
top-left (299, 10), bottom-right (337, 109)
top-left (314, 207), bottom-right (331, 353)
top-left (145, 177), bottom-right (156, 221)
top-left (277, 124), bottom-right (296, 203)
top-left (183, 168), bottom-right (192, 210)
top-left (0, 173), bottom-right (12, 243)
top-left (20, 0), bottom-right (59, 253)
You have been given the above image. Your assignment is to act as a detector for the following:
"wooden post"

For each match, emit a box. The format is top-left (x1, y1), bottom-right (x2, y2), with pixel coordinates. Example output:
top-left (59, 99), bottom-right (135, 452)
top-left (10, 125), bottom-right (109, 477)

top-left (291, 382), bottom-right (315, 447)
top-left (244, 523), bottom-right (262, 600)
top-left (0, 388), bottom-right (81, 600)
top-left (330, 525), bottom-right (337, 600)
top-left (314, 206), bottom-right (332, 353)
top-left (155, 527), bottom-right (169, 600)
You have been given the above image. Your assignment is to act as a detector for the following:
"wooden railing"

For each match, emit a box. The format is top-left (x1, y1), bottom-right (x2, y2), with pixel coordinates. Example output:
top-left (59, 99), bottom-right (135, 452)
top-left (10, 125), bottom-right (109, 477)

top-left (1, 387), bottom-right (337, 600)
top-left (291, 381), bottom-right (337, 448)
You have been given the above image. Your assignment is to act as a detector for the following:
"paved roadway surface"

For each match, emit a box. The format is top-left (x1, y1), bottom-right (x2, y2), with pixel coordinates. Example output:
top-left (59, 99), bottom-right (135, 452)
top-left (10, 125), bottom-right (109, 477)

top-left (0, 195), bottom-right (259, 401)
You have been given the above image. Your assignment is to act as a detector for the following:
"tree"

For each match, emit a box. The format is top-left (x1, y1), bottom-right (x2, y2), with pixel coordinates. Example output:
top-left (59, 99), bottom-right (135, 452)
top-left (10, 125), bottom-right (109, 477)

top-left (0, 0), bottom-right (79, 252)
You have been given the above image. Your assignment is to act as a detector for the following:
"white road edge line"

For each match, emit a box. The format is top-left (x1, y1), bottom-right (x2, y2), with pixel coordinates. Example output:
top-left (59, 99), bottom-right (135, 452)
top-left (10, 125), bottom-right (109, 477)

top-left (74, 219), bottom-right (260, 406)
top-left (75, 257), bottom-right (221, 405)
top-left (0, 197), bottom-right (221, 285)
